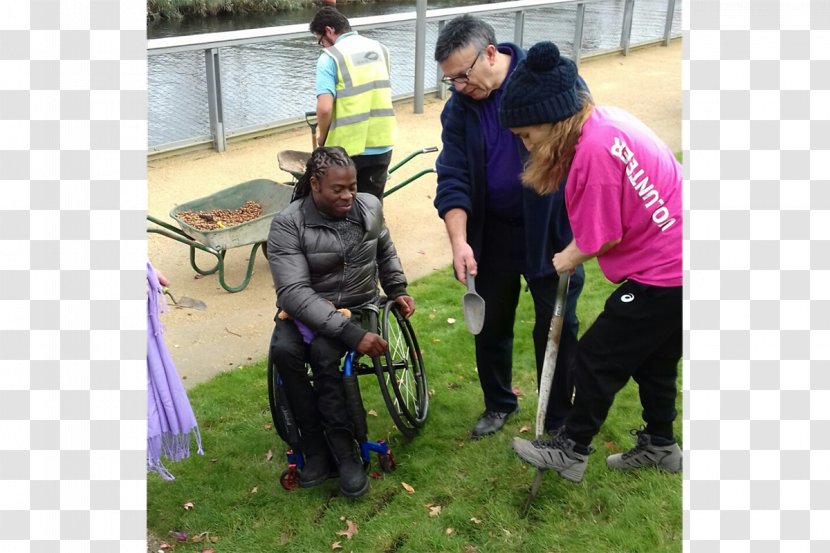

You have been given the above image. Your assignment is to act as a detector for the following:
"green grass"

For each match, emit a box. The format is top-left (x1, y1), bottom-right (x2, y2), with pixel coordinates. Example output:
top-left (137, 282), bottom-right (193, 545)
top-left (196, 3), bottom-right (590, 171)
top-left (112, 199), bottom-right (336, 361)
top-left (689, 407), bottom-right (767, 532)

top-left (148, 260), bottom-right (681, 552)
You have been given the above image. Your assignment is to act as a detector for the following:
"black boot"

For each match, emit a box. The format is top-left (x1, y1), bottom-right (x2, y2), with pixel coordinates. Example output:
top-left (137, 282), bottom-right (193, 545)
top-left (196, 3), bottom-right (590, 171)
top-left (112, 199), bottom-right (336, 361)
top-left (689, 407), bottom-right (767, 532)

top-left (298, 431), bottom-right (335, 488)
top-left (326, 430), bottom-right (368, 497)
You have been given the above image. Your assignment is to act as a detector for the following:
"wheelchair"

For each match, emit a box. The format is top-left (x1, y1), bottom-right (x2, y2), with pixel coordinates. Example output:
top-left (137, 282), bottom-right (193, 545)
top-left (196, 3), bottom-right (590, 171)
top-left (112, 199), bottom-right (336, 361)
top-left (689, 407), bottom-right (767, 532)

top-left (266, 298), bottom-right (429, 490)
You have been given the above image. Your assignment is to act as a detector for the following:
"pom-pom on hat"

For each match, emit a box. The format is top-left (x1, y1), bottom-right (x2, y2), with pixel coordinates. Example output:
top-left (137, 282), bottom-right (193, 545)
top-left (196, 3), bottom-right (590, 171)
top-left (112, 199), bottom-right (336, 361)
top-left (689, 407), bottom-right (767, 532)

top-left (498, 41), bottom-right (581, 129)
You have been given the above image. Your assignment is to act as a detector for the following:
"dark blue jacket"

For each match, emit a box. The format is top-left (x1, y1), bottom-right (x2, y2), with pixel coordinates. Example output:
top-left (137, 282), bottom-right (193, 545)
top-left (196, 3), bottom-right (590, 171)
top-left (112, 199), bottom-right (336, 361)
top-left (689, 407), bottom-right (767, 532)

top-left (434, 43), bottom-right (586, 281)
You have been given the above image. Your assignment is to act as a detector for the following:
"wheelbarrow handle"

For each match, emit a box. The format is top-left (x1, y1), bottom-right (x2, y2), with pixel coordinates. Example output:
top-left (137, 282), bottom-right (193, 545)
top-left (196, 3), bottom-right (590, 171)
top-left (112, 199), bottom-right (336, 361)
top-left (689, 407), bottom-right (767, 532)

top-left (304, 111), bottom-right (318, 149)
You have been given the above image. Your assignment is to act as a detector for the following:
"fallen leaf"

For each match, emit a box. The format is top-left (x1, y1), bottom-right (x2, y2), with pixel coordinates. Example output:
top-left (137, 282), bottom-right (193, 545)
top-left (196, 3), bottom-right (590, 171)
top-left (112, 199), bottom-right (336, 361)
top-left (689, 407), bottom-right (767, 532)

top-left (263, 423), bottom-right (273, 431)
top-left (158, 542), bottom-right (172, 551)
top-left (339, 516), bottom-right (346, 521)
top-left (502, 529), bottom-right (512, 537)
top-left (464, 546), bottom-right (479, 553)
top-left (470, 517), bottom-right (482, 524)
top-left (168, 530), bottom-right (187, 542)
top-left (280, 533), bottom-right (289, 545)
top-left (428, 313), bottom-right (436, 320)
top-left (447, 317), bottom-right (456, 324)
top-left (446, 528), bottom-right (455, 535)
top-left (250, 486), bottom-right (258, 494)
top-left (201, 549), bottom-right (215, 553)
top-left (265, 449), bottom-right (274, 461)
top-left (429, 505), bottom-right (442, 517)
top-left (336, 519), bottom-right (359, 540)
top-left (512, 386), bottom-right (523, 397)
top-left (209, 536), bottom-right (219, 543)
top-left (194, 274), bottom-right (203, 279)
top-left (210, 458), bottom-right (218, 463)
top-left (604, 441), bottom-right (619, 452)
top-left (183, 501), bottom-right (194, 510)
top-left (402, 482), bottom-right (415, 494)
top-left (367, 409), bottom-right (378, 417)
top-left (191, 532), bottom-right (208, 543)
top-left (431, 338), bottom-right (441, 343)
top-left (331, 542), bottom-right (342, 550)
top-left (370, 470), bottom-right (382, 479)
top-left (519, 425), bottom-right (530, 433)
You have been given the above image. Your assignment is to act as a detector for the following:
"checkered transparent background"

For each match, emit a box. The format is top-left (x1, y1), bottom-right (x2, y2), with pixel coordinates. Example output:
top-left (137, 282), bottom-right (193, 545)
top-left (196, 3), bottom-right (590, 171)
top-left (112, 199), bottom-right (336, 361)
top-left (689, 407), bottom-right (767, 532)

top-left (0, 0), bottom-right (147, 551)
top-left (0, 0), bottom-right (826, 549)
top-left (684, 0), bottom-right (827, 550)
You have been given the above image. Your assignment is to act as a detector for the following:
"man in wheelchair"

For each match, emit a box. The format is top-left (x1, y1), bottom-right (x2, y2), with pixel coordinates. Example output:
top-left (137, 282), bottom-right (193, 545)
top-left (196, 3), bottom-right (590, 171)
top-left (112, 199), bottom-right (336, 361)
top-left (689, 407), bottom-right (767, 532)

top-left (266, 146), bottom-right (415, 497)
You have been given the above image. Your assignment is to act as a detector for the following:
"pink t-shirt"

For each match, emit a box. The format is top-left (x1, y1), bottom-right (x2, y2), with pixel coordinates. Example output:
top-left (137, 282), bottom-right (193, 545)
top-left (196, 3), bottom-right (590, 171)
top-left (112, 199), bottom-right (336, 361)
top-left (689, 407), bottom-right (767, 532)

top-left (565, 106), bottom-right (682, 287)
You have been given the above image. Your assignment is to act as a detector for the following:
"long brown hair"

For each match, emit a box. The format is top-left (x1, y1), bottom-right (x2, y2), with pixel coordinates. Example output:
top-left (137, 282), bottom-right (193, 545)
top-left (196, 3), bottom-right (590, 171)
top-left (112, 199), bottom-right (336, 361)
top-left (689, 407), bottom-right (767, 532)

top-left (521, 94), bottom-right (594, 195)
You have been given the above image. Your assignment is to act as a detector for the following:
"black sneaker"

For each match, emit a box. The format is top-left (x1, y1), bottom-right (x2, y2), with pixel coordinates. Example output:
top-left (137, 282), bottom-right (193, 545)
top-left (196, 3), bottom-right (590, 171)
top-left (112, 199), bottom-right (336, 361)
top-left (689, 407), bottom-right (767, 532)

top-left (470, 407), bottom-right (519, 439)
top-left (606, 429), bottom-right (682, 473)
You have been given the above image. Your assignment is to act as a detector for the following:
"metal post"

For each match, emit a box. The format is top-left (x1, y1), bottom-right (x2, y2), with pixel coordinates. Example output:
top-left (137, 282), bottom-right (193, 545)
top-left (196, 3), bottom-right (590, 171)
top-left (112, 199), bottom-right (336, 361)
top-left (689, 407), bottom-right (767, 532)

top-left (205, 48), bottom-right (226, 152)
top-left (514, 11), bottom-right (525, 47)
top-left (620, 0), bottom-right (635, 56)
top-left (414, 0), bottom-right (427, 114)
top-left (663, 0), bottom-right (676, 46)
top-left (436, 20), bottom-right (448, 100)
top-left (573, 3), bottom-right (585, 66)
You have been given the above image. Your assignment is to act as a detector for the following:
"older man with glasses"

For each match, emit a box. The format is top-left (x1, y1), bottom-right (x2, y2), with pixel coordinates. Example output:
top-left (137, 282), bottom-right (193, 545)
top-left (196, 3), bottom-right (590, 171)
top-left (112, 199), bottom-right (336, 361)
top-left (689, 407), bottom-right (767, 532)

top-left (433, 15), bottom-right (589, 440)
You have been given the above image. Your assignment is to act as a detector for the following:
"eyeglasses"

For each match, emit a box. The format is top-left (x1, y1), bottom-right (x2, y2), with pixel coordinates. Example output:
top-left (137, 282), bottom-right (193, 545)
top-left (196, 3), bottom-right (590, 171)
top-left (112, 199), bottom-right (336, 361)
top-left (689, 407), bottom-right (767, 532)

top-left (317, 34), bottom-right (325, 47)
top-left (441, 49), bottom-right (484, 85)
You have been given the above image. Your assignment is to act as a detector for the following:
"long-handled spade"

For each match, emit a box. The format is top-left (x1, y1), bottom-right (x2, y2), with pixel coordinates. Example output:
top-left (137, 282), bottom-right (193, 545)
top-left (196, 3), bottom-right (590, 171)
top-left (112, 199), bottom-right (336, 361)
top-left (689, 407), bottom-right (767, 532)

top-left (522, 271), bottom-right (571, 516)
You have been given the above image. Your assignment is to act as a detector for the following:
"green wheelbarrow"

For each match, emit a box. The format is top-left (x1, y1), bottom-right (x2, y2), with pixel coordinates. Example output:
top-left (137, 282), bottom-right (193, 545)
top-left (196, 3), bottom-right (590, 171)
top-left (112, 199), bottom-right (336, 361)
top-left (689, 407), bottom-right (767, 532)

top-left (147, 179), bottom-right (295, 293)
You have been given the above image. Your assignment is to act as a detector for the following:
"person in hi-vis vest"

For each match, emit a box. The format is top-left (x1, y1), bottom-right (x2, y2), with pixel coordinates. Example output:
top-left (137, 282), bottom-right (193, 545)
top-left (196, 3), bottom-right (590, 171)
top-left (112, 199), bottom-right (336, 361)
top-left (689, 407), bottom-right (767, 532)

top-left (310, 7), bottom-right (397, 200)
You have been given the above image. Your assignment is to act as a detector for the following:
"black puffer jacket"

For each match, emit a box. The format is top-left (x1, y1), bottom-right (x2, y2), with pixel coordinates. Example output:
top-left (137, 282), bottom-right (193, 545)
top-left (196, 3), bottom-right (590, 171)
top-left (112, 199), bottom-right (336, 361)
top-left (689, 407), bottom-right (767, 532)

top-left (267, 192), bottom-right (408, 349)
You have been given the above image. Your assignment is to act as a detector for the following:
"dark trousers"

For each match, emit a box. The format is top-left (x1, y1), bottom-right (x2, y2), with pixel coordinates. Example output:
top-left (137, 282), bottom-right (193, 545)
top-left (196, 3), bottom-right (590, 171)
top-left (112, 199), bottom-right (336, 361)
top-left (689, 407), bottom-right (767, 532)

top-left (353, 151), bottom-right (393, 200)
top-left (474, 220), bottom-right (584, 430)
top-left (269, 318), bottom-right (352, 436)
top-left (565, 280), bottom-right (682, 446)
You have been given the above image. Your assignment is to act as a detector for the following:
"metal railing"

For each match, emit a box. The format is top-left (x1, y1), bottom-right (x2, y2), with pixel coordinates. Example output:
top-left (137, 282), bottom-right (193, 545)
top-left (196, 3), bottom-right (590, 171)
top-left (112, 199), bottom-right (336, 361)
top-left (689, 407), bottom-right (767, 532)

top-left (147, 0), bottom-right (680, 155)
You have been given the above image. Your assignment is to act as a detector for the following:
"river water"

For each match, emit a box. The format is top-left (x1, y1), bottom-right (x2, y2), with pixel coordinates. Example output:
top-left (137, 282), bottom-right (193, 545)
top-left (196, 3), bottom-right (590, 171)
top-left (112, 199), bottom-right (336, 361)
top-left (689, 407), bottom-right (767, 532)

top-left (147, 0), bottom-right (681, 150)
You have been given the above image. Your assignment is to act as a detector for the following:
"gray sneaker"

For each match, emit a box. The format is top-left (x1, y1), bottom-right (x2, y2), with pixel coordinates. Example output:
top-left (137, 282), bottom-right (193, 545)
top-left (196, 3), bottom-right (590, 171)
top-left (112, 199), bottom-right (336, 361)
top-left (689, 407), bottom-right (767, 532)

top-left (606, 429), bottom-right (682, 473)
top-left (510, 429), bottom-right (589, 483)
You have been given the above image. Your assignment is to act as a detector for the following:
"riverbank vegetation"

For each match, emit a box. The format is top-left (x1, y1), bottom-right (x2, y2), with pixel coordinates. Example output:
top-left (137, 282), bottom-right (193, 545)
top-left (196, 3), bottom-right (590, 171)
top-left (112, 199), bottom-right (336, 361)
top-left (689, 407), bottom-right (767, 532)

top-left (147, 0), bottom-right (321, 21)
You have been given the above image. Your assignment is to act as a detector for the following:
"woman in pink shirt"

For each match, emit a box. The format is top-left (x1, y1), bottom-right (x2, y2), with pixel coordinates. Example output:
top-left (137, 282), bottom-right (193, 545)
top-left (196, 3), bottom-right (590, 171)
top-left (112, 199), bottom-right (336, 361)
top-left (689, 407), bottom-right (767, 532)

top-left (498, 41), bottom-right (682, 484)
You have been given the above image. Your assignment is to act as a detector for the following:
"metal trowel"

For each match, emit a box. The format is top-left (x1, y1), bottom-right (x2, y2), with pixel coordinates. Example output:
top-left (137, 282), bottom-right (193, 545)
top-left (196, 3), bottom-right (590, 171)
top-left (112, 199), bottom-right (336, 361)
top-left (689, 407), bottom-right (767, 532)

top-left (163, 288), bottom-right (207, 311)
top-left (462, 272), bottom-right (485, 335)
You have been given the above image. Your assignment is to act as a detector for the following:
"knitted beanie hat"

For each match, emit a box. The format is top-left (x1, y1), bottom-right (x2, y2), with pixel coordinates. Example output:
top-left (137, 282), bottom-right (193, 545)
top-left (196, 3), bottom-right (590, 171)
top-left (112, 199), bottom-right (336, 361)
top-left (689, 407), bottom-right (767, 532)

top-left (498, 41), bottom-right (581, 129)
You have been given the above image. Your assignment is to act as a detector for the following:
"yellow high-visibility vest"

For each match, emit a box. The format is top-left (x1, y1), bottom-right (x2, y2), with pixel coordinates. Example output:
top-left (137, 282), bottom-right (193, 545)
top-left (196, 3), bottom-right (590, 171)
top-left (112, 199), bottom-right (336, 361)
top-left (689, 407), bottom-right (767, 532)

top-left (323, 34), bottom-right (396, 156)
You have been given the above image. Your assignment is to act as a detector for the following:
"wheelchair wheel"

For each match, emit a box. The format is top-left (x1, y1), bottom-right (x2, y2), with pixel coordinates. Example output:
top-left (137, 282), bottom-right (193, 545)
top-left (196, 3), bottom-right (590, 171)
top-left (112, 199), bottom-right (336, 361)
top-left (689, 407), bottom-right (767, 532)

top-left (374, 300), bottom-right (429, 437)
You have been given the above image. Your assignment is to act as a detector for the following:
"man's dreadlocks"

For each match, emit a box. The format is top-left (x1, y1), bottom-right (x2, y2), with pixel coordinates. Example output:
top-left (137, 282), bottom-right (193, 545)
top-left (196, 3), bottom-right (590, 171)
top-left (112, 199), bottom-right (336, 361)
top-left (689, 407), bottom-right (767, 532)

top-left (291, 146), bottom-right (355, 201)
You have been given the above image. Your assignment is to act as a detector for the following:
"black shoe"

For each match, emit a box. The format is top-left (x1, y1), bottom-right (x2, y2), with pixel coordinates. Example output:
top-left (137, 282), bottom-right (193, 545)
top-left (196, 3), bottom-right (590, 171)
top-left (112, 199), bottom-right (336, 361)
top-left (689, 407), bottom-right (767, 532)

top-left (298, 431), bottom-right (336, 488)
top-left (299, 453), bottom-right (335, 488)
top-left (470, 407), bottom-right (519, 439)
top-left (326, 430), bottom-right (369, 498)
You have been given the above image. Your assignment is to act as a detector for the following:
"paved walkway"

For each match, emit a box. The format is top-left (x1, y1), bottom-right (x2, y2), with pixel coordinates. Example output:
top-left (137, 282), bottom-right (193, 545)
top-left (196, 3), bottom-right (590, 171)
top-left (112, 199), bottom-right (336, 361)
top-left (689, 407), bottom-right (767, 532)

top-left (147, 39), bottom-right (681, 389)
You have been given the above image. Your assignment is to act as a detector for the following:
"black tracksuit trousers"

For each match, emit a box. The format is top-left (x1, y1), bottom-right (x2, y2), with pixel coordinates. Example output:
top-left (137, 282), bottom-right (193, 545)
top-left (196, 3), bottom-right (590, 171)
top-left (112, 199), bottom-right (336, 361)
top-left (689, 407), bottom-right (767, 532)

top-left (270, 317), bottom-right (353, 437)
top-left (565, 279), bottom-right (682, 446)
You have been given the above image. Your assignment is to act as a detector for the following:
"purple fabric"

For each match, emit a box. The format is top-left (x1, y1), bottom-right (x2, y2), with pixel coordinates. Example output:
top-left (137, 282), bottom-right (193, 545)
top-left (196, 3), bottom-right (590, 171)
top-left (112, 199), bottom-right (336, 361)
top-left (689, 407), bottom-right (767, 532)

top-left (293, 319), bottom-right (316, 344)
top-left (147, 261), bottom-right (203, 480)
top-left (482, 47), bottom-right (524, 219)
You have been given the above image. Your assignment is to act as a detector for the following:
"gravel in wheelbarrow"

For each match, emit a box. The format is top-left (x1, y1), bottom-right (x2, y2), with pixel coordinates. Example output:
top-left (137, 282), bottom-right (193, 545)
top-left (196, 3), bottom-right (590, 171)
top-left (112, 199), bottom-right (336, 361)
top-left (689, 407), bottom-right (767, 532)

top-left (177, 200), bottom-right (264, 231)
